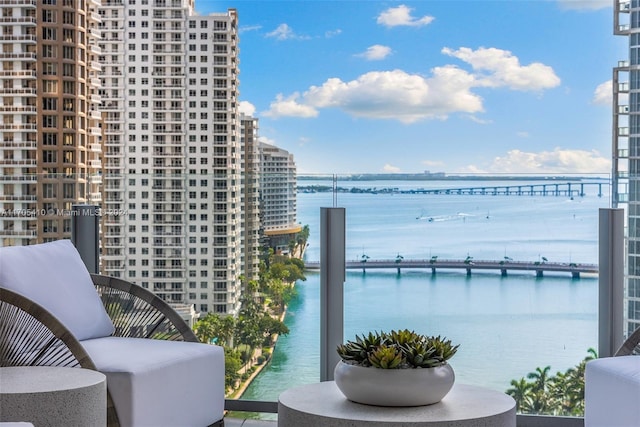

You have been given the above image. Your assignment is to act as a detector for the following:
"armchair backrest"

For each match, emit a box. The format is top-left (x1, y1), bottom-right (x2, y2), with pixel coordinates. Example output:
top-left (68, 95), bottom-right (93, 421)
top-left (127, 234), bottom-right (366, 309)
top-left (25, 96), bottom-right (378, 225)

top-left (0, 240), bottom-right (115, 341)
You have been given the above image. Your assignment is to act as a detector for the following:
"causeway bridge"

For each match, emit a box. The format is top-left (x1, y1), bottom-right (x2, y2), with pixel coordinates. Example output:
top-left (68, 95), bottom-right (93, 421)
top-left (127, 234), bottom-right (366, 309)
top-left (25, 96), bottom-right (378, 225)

top-left (299, 181), bottom-right (608, 197)
top-left (398, 182), bottom-right (605, 197)
top-left (304, 259), bottom-right (598, 278)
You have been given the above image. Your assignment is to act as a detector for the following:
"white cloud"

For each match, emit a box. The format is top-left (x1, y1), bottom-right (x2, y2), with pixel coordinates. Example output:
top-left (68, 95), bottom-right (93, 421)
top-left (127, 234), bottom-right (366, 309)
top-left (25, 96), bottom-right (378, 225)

top-left (592, 80), bottom-right (612, 105)
top-left (383, 164), bottom-right (401, 173)
top-left (265, 23), bottom-right (309, 41)
top-left (442, 47), bottom-right (561, 91)
top-left (377, 5), bottom-right (434, 27)
top-left (238, 101), bottom-right (256, 117)
top-left (355, 45), bottom-right (392, 61)
top-left (466, 115), bottom-right (493, 125)
top-left (298, 68), bottom-right (483, 123)
top-left (516, 131), bottom-right (530, 138)
top-left (325, 29), bottom-right (342, 38)
top-left (298, 136), bottom-right (310, 146)
top-left (460, 148), bottom-right (611, 174)
top-left (262, 93), bottom-right (319, 118)
top-left (239, 25), bottom-right (262, 34)
top-left (258, 136), bottom-right (277, 145)
top-left (265, 46), bottom-right (559, 122)
top-left (421, 160), bottom-right (445, 169)
top-left (557, 0), bottom-right (610, 10)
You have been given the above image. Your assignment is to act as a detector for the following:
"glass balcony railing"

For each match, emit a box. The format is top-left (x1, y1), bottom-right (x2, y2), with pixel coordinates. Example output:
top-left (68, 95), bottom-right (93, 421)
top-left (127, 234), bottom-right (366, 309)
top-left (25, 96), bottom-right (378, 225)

top-left (0, 173), bottom-right (620, 425)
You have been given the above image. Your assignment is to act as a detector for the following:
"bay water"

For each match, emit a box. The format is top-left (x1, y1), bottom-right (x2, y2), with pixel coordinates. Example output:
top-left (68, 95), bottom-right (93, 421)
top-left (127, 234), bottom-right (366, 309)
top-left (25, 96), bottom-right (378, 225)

top-left (241, 179), bottom-right (607, 405)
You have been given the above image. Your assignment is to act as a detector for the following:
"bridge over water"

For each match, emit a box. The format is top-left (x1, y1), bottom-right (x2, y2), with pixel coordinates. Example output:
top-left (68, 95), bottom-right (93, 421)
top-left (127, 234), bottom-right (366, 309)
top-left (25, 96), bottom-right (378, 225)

top-left (300, 181), bottom-right (607, 197)
top-left (397, 182), bottom-right (605, 197)
top-left (304, 259), bottom-right (598, 278)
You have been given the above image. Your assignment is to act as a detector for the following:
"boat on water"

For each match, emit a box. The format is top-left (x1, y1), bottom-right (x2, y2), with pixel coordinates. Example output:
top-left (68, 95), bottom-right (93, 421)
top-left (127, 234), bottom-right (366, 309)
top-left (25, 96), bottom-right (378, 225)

top-left (416, 211), bottom-right (473, 222)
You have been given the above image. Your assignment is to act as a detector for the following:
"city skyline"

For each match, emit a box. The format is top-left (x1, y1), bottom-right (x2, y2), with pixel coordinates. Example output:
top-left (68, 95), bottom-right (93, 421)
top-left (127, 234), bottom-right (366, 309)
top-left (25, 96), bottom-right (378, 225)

top-left (197, 0), bottom-right (620, 175)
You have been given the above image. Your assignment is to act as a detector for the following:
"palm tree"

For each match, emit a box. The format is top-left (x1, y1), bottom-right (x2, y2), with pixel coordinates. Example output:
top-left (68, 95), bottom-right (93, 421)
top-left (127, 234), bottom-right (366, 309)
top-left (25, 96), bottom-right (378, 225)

top-left (506, 377), bottom-right (533, 412)
top-left (527, 365), bottom-right (551, 393)
top-left (526, 365), bottom-right (552, 414)
top-left (193, 314), bottom-right (217, 344)
top-left (218, 315), bottom-right (236, 348)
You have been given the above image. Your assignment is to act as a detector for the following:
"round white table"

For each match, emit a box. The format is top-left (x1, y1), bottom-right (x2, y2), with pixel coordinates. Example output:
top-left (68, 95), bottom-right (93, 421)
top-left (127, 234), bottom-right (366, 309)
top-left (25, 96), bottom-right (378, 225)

top-left (0, 366), bottom-right (106, 427)
top-left (278, 382), bottom-right (516, 427)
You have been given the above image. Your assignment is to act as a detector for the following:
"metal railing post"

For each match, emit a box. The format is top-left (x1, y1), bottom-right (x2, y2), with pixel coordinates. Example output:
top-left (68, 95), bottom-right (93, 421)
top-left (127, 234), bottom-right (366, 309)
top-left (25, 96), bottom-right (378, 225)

top-left (598, 208), bottom-right (625, 357)
top-left (71, 204), bottom-right (100, 274)
top-left (320, 207), bottom-right (345, 381)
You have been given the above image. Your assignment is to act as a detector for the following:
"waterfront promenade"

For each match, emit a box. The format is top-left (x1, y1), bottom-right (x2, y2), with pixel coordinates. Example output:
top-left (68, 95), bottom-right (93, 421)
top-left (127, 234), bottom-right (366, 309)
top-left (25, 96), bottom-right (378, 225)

top-left (304, 259), bottom-right (598, 278)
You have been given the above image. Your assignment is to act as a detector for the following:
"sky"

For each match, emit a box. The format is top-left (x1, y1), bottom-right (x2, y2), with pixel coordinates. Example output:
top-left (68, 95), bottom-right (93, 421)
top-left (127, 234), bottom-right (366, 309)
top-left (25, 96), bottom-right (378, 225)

top-left (195, 0), bottom-right (623, 175)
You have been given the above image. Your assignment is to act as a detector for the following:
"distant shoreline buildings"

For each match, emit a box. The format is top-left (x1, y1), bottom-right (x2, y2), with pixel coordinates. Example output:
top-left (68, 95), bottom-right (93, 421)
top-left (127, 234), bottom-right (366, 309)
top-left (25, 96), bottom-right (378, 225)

top-left (298, 173), bottom-right (606, 181)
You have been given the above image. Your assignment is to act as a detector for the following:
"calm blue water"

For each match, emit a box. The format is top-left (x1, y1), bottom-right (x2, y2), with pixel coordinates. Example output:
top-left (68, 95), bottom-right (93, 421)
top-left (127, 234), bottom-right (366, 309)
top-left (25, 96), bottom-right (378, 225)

top-left (242, 179), bottom-right (608, 405)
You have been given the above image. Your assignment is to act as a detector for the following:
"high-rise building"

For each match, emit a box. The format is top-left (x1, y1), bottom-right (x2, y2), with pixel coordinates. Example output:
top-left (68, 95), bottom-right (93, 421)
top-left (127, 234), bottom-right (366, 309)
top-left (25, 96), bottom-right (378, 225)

top-left (259, 141), bottom-right (300, 254)
top-left (240, 113), bottom-right (261, 282)
top-left (613, 0), bottom-right (640, 336)
top-left (98, 1), bottom-right (244, 315)
top-left (0, 0), bottom-right (103, 247)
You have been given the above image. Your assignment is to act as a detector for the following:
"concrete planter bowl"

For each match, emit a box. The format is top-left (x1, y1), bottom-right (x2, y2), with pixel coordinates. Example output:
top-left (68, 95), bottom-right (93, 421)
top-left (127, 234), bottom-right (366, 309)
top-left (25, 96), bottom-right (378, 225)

top-left (334, 360), bottom-right (455, 407)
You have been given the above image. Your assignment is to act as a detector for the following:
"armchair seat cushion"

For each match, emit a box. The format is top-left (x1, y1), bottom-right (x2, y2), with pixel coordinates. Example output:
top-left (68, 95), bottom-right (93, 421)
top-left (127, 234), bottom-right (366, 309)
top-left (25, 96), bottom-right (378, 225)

top-left (585, 355), bottom-right (640, 427)
top-left (80, 337), bottom-right (224, 427)
top-left (0, 240), bottom-right (114, 341)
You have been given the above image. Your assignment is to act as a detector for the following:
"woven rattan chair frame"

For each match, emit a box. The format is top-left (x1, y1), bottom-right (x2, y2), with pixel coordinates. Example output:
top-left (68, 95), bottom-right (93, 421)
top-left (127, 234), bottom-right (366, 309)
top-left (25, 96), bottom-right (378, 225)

top-left (1, 277), bottom-right (223, 427)
top-left (0, 287), bottom-right (119, 426)
top-left (0, 287), bottom-right (95, 369)
top-left (614, 325), bottom-right (640, 356)
top-left (91, 274), bottom-right (199, 342)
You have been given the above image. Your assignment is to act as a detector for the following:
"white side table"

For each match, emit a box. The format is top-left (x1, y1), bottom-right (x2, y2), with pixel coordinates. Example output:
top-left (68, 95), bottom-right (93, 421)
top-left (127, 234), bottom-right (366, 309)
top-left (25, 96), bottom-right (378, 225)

top-left (0, 366), bottom-right (106, 427)
top-left (278, 382), bottom-right (516, 427)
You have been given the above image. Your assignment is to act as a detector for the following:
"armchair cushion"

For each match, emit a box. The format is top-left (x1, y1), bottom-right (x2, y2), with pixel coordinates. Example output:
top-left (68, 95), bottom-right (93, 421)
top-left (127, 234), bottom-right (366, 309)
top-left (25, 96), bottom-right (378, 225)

top-left (585, 355), bottom-right (640, 427)
top-left (80, 336), bottom-right (225, 427)
top-left (0, 240), bottom-right (114, 341)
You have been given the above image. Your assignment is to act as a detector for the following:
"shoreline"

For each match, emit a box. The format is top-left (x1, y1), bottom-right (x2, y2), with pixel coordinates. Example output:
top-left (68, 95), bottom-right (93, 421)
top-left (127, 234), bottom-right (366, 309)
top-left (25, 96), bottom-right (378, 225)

top-left (229, 308), bottom-right (287, 399)
top-left (231, 242), bottom-right (307, 399)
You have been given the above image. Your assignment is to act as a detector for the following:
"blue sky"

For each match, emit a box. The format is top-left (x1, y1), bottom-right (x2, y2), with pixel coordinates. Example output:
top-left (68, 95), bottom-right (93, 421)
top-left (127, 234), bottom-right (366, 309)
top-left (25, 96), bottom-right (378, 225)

top-left (196, 0), bottom-right (621, 175)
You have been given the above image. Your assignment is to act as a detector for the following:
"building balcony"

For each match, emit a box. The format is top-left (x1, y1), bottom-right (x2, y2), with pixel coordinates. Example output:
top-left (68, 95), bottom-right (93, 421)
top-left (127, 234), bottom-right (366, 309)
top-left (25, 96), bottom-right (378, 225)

top-left (0, 35), bottom-right (36, 43)
top-left (0, 16), bottom-right (35, 25)
top-left (1, 0), bottom-right (36, 5)
top-left (0, 70), bottom-right (35, 78)
top-left (0, 172), bottom-right (627, 427)
top-left (0, 88), bottom-right (36, 96)
top-left (1, 106), bottom-right (36, 113)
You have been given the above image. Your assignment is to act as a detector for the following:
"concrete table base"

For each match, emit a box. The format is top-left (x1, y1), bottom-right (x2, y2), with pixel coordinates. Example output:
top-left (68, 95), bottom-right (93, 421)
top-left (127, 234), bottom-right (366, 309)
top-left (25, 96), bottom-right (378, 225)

top-left (0, 367), bottom-right (106, 427)
top-left (278, 382), bottom-right (516, 427)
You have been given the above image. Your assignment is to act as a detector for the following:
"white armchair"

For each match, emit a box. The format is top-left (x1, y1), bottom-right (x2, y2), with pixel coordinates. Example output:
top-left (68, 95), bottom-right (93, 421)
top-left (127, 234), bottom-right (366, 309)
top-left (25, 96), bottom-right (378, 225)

top-left (0, 240), bottom-right (225, 427)
top-left (584, 328), bottom-right (640, 427)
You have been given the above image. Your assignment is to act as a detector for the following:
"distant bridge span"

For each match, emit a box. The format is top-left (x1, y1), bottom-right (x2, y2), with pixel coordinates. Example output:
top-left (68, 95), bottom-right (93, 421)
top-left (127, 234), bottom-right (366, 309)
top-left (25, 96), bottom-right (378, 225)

top-left (398, 182), bottom-right (605, 197)
top-left (304, 259), bottom-right (598, 278)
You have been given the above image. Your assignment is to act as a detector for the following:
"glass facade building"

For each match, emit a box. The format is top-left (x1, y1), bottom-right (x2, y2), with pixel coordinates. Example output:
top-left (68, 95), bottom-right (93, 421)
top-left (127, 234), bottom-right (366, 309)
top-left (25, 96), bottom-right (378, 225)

top-left (613, 0), bottom-right (640, 336)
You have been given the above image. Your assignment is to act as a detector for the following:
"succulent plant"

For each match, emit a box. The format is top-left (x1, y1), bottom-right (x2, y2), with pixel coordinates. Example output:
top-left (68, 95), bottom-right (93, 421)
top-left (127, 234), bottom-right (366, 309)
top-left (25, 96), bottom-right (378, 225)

top-left (337, 329), bottom-right (459, 369)
top-left (336, 331), bottom-right (384, 367)
top-left (368, 345), bottom-right (403, 369)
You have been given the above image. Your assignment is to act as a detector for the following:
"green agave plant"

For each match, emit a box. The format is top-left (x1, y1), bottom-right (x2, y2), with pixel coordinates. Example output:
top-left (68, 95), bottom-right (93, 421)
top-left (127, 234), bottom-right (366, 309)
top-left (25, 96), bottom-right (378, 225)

top-left (337, 329), bottom-right (459, 369)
